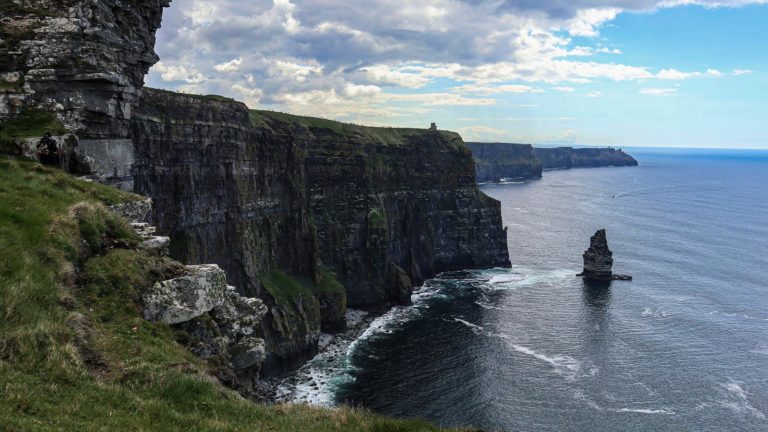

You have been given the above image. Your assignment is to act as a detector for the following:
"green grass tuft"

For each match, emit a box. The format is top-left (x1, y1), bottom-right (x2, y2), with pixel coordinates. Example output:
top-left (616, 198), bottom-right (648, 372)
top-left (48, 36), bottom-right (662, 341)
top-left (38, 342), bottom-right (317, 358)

top-left (260, 269), bottom-right (314, 306)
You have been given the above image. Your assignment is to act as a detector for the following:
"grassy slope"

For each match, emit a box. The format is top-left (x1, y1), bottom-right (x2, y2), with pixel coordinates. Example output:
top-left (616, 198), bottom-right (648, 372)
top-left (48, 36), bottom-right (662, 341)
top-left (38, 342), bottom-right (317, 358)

top-left (0, 156), bottom-right (471, 431)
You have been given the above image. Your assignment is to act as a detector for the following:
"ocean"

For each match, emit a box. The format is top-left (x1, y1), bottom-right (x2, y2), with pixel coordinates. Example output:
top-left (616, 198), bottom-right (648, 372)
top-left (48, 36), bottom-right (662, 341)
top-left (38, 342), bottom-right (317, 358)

top-left (281, 148), bottom-right (768, 431)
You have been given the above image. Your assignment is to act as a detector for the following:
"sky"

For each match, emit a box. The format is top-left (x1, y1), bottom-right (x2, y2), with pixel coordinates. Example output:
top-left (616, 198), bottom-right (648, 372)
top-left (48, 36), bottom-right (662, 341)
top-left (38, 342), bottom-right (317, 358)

top-left (147, 0), bottom-right (768, 149)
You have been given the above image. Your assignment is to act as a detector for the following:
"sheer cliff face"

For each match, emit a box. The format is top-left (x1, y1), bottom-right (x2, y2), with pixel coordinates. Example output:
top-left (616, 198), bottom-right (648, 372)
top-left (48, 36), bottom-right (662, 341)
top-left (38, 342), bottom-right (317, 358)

top-left (1, 0), bottom-right (170, 188)
top-left (535, 147), bottom-right (638, 170)
top-left (300, 125), bottom-right (511, 307)
top-left (465, 142), bottom-right (543, 182)
top-left (132, 89), bottom-right (510, 375)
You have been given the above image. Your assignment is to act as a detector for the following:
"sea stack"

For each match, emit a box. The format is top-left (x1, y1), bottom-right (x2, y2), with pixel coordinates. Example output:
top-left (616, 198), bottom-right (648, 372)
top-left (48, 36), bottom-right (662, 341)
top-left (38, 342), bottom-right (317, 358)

top-left (578, 229), bottom-right (632, 281)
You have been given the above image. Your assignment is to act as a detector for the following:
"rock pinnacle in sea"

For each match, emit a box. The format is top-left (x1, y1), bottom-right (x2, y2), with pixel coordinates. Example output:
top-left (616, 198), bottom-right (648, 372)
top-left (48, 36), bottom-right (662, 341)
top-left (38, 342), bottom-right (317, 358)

top-left (578, 229), bottom-right (632, 281)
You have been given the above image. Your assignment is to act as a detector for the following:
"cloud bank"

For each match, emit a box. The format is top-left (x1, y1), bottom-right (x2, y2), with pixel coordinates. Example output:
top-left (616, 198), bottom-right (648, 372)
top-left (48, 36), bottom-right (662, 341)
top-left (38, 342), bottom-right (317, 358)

top-left (149, 0), bottom-right (763, 130)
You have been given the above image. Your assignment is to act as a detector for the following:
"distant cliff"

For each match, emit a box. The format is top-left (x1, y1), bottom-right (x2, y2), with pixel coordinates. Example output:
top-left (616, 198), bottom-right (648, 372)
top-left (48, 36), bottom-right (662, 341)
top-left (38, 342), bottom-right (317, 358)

top-left (465, 142), bottom-right (542, 182)
top-left (465, 143), bottom-right (637, 182)
top-left (132, 89), bottom-right (510, 376)
top-left (535, 147), bottom-right (638, 170)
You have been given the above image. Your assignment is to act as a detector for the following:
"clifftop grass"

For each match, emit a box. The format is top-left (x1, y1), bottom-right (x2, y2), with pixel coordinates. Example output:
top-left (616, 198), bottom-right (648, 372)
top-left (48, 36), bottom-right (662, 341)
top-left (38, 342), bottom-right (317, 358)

top-left (0, 156), bottom-right (465, 431)
top-left (249, 109), bottom-right (466, 149)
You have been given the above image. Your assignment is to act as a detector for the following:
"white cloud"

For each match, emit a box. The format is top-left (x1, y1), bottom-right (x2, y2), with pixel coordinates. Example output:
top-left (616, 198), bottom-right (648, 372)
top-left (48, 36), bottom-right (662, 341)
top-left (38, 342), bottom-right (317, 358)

top-left (732, 69), bottom-right (754, 76)
top-left (596, 48), bottom-right (623, 54)
top-left (563, 8), bottom-right (621, 37)
top-left (640, 87), bottom-right (678, 96)
top-left (147, 0), bottom-right (764, 120)
top-left (587, 91), bottom-right (604, 98)
top-left (450, 84), bottom-right (542, 94)
top-left (458, 125), bottom-right (580, 144)
top-left (457, 125), bottom-right (514, 141)
top-left (214, 58), bottom-right (242, 73)
top-left (657, 68), bottom-right (724, 79)
top-left (153, 62), bottom-right (207, 84)
top-left (360, 65), bottom-right (430, 88)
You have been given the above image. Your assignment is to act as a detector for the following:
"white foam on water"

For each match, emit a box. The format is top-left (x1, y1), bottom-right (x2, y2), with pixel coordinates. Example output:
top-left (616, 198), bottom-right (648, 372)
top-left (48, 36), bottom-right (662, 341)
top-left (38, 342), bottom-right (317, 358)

top-left (642, 307), bottom-right (669, 318)
top-left (453, 318), bottom-right (486, 335)
top-left (474, 300), bottom-right (510, 311)
top-left (574, 390), bottom-right (675, 415)
top-left (616, 407), bottom-right (676, 415)
top-left (484, 267), bottom-right (576, 292)
top-left (276, 309), bottom-right (377, 407)
top-left (509, 343), bottom-right (584, 380)
top-left (716, 380), bottom-right (767, 420)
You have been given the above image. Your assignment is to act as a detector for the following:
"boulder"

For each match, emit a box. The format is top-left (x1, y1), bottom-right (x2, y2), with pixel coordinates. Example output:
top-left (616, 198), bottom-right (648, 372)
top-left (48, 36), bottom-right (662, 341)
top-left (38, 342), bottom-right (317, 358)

top-left (143, 264), bottom-right (227, 324)
top-left (230, 337), bottom-right (267, 371)
top-left (139, 236), bottom-right (170, 256)
top-left (211, 286), bottom-right (268, 340)
top-left (110, 199), bottom-right (153, 224)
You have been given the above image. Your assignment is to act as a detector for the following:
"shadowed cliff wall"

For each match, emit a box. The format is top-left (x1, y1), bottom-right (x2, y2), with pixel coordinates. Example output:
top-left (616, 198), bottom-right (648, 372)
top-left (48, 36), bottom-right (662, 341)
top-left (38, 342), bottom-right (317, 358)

top-left (131, 89), bottom-right (511, 375)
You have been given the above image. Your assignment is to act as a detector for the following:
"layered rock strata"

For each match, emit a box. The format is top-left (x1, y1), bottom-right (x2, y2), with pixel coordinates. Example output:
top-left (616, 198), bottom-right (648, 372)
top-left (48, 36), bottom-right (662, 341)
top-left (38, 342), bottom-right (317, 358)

top-left (131, 89), bottom-right (511, 375)
top-left (0, 0), bottom-right (170, 188)
top-left (577, 229), bottom-right (632, 281)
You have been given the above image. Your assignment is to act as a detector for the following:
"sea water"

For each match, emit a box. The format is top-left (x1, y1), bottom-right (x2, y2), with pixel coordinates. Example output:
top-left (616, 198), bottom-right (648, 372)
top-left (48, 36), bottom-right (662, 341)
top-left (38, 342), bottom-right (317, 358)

top-left (285, 148), bottom-right (768, 431)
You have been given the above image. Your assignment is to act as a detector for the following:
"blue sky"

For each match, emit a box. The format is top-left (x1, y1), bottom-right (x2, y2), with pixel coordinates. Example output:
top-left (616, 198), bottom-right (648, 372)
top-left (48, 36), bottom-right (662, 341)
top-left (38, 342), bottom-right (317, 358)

top-left (148, 1), bottom-right (768, 148)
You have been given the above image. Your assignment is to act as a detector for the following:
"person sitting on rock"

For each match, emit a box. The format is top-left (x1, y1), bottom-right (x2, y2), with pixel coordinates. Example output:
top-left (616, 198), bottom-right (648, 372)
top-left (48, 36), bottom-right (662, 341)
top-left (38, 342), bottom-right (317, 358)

top-left (37, 133), bottom-right (59, 166)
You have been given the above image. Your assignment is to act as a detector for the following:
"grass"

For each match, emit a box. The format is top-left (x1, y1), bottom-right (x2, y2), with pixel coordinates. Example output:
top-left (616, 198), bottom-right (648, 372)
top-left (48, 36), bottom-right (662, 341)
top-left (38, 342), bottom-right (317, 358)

top-left (249, 109), bottom-right (465, 149)
top-left (0, 156), bottom-right (465, 431)
top-left (0, 110), bottom-right (69, 155)
top-left (314, 266), bottom-right (346, 297)
top-left (259, 270), bottom-right (311, 306)
top-left (261, 268), bottom-right (346, 302)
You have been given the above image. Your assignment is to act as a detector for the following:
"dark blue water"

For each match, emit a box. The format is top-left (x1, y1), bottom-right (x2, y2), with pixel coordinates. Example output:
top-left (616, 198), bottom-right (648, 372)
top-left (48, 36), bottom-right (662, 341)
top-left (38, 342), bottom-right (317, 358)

top-left (305, 149), bottom-right (768, 431)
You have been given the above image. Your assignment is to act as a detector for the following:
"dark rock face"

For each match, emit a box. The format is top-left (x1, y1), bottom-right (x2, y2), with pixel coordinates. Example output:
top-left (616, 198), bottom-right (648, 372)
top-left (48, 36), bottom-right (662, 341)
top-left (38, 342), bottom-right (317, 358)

top-left (535, 147), bottom-right (638, 170)
top-left (0, 0), bottom-right (170, 188)
top-left (578, 229), bottom-right (632, 281)
top-left (465, 142), bottom-right (543, 182)
top-left (131, 88), bottom-right (511, 375)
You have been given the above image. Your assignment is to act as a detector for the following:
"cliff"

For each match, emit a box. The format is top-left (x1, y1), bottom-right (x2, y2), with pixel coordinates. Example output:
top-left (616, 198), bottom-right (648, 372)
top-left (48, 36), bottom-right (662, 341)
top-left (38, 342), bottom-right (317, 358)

top-left (465, 142), bottom-right (542, 182)
top-left (465, 143), bottom-right (637, 182)
top-left (0, 0), bottom-right (509, 384)
top-left (0, 0), bottom-right (170, 189)
top-left (535, 147), bottom-right (638, 170)
top-left (131, 88), bottom-right (510, 376)
top-left (0, 156), bottom-right (476, 431)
